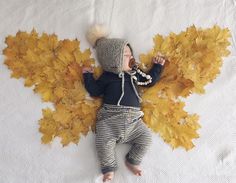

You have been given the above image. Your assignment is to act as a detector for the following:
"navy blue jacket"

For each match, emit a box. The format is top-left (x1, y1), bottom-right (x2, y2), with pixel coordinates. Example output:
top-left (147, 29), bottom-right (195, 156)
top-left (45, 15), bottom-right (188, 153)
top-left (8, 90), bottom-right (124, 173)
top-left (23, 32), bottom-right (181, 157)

top-left (83, 63), bottom-right (163, 107)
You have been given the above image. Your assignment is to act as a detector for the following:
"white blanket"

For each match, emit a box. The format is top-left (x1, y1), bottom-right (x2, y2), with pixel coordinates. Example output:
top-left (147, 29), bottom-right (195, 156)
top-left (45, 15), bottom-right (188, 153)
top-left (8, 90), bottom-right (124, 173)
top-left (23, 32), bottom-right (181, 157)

top-left (0, 0), bottom-right (236, 182)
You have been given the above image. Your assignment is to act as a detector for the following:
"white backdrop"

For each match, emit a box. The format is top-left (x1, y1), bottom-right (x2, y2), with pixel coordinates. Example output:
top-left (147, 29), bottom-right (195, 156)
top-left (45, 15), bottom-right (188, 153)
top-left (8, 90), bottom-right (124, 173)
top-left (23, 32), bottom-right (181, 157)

top-left (0, 0), bottom-right (236, 182)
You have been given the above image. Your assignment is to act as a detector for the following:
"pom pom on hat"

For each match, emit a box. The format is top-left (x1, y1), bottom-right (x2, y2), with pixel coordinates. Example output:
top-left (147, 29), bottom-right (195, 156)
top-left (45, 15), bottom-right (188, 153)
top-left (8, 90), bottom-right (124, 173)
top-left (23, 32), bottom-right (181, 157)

top-left (86, 24), bottom-right (109, 48)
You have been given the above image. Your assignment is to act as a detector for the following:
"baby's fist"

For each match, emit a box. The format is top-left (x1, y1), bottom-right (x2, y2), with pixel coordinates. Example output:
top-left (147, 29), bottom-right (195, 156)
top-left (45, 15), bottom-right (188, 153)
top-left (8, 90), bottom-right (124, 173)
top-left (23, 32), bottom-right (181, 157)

top-left (152, 52), bottom-right (166, 66)
top-left (82, 66), bottom-right (94, 73)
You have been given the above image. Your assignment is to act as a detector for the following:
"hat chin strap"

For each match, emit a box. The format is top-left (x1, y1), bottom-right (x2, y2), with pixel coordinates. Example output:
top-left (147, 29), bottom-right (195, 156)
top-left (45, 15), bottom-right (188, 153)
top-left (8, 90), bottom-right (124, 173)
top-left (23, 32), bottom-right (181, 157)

top-left (117, 71), bottom-right (142, 106)
top-left (130, 72), bottom-right (143, 103)
top-left (117, 72), bottom-right (125, 106)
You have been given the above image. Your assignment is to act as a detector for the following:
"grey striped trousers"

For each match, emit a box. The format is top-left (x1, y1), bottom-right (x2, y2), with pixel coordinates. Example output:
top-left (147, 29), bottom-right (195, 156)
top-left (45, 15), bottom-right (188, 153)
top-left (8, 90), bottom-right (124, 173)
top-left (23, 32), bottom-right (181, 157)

top-left (95, 103), bottom-right (152, 174)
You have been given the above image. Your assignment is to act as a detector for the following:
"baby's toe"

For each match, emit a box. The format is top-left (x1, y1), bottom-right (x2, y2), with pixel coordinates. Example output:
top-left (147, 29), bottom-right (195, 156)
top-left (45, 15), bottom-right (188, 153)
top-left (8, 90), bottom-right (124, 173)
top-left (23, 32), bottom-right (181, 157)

top-left (135, 169), bottom-right (142, 176)
top-left (103, 172), bottom-right (114, 182)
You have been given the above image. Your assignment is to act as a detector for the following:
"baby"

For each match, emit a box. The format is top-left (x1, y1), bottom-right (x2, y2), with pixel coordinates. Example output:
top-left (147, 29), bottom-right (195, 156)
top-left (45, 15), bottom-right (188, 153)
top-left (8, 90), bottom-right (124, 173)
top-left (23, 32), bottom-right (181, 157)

top-left (82, 25), bottom-right (165, 182)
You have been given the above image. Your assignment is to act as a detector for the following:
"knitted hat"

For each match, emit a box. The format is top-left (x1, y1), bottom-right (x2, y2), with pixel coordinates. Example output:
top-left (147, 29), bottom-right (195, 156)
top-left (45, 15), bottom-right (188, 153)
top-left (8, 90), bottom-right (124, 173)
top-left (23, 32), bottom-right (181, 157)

top-left (95, 38), bottom-right (130, 74)
top-left (86, 24), bottom-right (142, 105)
top-left (86, 24), bottom-right (132, 75)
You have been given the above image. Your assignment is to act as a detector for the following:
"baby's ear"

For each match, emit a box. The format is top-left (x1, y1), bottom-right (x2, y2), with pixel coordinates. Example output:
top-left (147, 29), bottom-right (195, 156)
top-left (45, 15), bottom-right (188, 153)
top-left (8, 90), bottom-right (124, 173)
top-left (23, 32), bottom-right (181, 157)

top-left (86, 24), bottom-right (110, 47)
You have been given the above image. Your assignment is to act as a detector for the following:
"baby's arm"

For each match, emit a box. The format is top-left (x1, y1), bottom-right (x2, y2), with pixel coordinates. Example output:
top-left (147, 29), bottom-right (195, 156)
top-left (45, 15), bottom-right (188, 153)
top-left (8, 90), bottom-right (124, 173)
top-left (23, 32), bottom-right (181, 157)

top-left (83, 69), bottom-right (107, 97)
top-left (136, 53), bottom-right (166, 87)
top-left (136, 63), bottom-right (163, 87)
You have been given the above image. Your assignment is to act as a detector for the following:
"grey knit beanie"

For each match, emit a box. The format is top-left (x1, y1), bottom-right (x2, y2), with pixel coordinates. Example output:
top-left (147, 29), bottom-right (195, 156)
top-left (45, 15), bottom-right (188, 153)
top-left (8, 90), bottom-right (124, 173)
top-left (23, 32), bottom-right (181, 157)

top-left (95, 37), bottom-right (130, 75)
top-left (85, 24), bottom-right (133, 75)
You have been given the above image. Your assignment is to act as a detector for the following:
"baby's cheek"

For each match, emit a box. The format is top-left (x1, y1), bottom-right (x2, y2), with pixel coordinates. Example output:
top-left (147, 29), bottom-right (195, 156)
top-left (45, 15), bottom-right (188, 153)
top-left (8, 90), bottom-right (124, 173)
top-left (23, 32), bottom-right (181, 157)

top-left (123, 58), bottom-right (129, 65)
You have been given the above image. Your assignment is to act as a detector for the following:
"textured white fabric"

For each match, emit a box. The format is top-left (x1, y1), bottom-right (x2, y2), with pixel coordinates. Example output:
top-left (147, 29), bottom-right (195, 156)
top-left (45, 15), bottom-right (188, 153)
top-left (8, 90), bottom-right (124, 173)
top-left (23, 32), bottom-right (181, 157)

top-left (0, 0), bottom-right (236, 182)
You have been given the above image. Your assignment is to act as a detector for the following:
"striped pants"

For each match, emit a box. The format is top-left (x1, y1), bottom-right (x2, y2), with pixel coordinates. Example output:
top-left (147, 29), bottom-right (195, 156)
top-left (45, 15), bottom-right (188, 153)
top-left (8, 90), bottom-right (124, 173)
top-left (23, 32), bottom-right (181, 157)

top-left (95, 103), bottom-right (152, 174)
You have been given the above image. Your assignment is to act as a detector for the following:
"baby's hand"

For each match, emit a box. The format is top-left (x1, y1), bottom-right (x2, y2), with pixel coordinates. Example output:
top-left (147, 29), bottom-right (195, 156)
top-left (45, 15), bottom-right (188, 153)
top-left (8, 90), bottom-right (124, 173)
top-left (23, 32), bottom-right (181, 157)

top-left (152, 52), bottom-right (166, 66)
top-left (82, 66), bottom-right (94, 73)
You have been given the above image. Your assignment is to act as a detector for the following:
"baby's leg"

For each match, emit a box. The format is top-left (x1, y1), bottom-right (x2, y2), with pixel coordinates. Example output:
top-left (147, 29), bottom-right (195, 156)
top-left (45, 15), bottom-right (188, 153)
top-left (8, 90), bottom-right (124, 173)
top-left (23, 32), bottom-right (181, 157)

top-left (125, 130), bottom-right (152, 165)
top-left (124, 119), bottom-right (152, 174)
top-left (96, 135), bottom-right (118, 175)
top-left (95, 105), bottom-right (127, 180)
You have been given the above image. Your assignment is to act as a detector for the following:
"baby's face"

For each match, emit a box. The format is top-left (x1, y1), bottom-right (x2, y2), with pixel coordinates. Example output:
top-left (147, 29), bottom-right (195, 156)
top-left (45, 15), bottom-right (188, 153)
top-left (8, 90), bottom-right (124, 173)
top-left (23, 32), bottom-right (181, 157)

top-left (122, 45), bottom-right (133, 71)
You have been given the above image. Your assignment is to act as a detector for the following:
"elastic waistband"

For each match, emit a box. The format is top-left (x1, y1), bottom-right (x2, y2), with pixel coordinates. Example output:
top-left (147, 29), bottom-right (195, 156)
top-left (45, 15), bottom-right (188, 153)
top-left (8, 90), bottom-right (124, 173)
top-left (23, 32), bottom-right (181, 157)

top-left (102, 103), bottom-right (141, 112)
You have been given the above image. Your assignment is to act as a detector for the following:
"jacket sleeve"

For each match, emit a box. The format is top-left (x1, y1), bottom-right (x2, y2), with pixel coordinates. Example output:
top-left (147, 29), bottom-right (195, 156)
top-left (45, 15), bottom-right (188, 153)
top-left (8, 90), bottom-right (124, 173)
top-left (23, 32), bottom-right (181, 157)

top-left (136, 63), bottom-right (163, 87)
top-left (82, 72), bottom-right (107, 97)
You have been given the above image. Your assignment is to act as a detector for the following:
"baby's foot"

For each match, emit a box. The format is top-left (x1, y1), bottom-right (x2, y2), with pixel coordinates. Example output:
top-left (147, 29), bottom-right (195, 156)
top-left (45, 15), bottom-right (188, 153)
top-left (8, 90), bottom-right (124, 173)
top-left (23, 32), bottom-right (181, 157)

top-left (125, 160), bottom-right (142, 176)
top-left (103, 171), bottom-right (114, 182)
